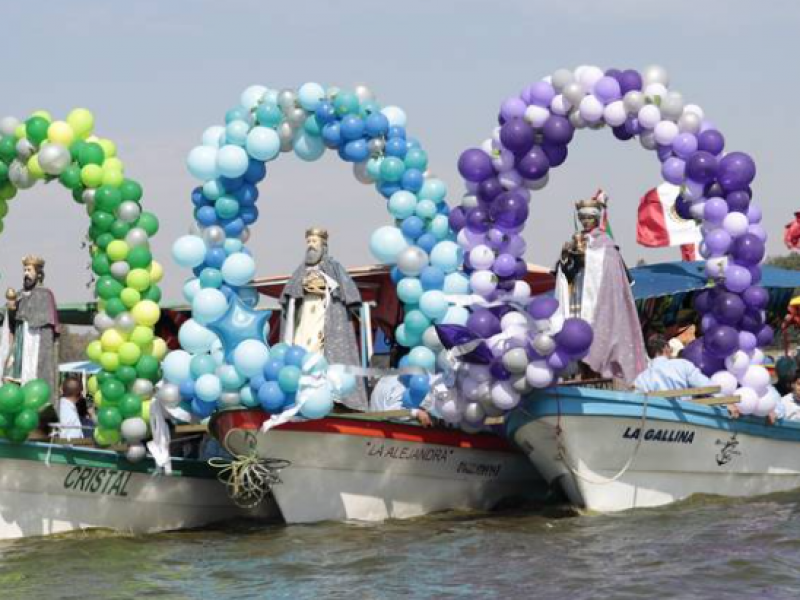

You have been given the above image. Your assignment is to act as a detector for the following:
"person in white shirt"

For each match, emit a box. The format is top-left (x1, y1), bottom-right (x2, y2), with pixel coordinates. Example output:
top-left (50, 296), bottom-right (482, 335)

top-left (57, 377), bottom-right (85, 440)
top-left (634, 335), bottom-right (713, 394)
top-left (369, 375), bottom-right (433, 427)
top-left (776, 378), bottom-right (800, 422)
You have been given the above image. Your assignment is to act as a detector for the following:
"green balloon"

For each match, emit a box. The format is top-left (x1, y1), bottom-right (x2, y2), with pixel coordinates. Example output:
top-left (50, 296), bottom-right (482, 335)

top-left (0, 162), bottom-right (8, 183)
top-left (0, 384), bottom-right (23, 413)
top-left (94, 427), bottom-right (120, 446)
top-left (101, 378), bottom-right (125, 402)
top-left (7, 427), bottom-right (29, 443)
top-left (116, 365), bottom-right (137, 385)
top-left (127, 246), bottom-right (152, 269)
top-left (91, 210), bottom-right (114, 232)
top-left (142, 285), bottom-right (162, 303)
top-left (98, 406), bottom-right (123, 430)
top-left (110, 220), bottom-right (131, 240)
top-left (95, 233), bottom-right (115, 250)
top-left (0, 198), bottom-right (7, 220)
top-left (78, 142), bottom-right (105, 167)
top-left (22, 379), bottom-right (50, 408)
top-left (14, 408), bottom-right (39, 433)
top-left (120, 179), bottom-right (143, 203)
top-left (0, 137), bottom-right (16, 163)
top-left (25, 116), bottom-right (50, 146)
top-left (92, 253), bottom-right (111, 276)
top-left (119, 393), bottom-right (143, 418)
top-left (69, 140), bottom-right (86, 162)
top-left (105, 297), bottom-right (126, 318)
top-left (96, 276), bottom-right (123, 300)
top-left (0, 413), bottom-right (9, 430)
top-left (95, 186), bottom-right (122, 212)
top-left (0, 182), bottom-right (18, 201)
top-left (135, 355), bottom-right (161, 382)
top-left (136, 212), bottom-right (159, 237)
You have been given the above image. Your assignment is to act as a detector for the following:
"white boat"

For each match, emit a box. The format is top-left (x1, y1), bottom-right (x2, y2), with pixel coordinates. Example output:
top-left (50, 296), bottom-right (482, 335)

top-left (0, 439), bottom-right (276, 540)
top-left (211, 408), bottom-right (545, 524)
top-left (506, 384), bottom-right (800, 513)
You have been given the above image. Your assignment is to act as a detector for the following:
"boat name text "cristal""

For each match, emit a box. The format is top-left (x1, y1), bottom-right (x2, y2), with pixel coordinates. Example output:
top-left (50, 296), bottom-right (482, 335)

top-left (622, 427), bottom-right (695, 444)
top-left (367, 443), bottom-right (449, 463)
top-left (456, 461), bottom-right (501, 477)
top-left (63, 466), bottom-right (133, 497)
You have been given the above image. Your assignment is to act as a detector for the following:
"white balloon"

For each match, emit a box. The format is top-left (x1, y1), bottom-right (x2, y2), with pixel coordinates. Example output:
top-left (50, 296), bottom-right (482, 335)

top-left (638, 105), bottom-right (662, 129)
top-left (579, 95), bottom-right (605, 123)
top-left (753, 386), bottom-right (780, 417)
top-left (550, 95), bottom-right (572, 116)
top-left (603, 101), bottom-right (627, 127)
top-left (644, 83), bottom-right (668, 100)
top-left (526, 361), bottom-right (554, 389)
top-left (653, 120), bottom-right (679, 146)
top-left (491, 381), bottom-right (521, 411)
top-left (726, 351), bottom-right (751, 377)
top-left (683, 104), bottom-right (705, 120)
top-left (381, 106), bottom-right (407, 127)
top-left (711, 371), bottom-right (738, 396)
top-left (501, 311), bottom-right (528, 331)
top-left (470, 245), bottom-right (496, 270)
top-left (734, 387), bottom-right (759, 415)
top-left (578, 66), bottom-right (604, 93)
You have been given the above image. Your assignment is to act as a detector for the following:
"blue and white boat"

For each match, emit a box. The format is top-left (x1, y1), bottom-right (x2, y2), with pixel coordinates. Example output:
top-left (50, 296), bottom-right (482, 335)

top-left (505, 385), bottom-right (800, 513)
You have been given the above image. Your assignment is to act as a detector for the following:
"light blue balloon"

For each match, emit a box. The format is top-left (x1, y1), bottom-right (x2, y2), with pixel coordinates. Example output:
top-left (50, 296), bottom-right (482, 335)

top-left (395, 324), bottom-right (421, 348)
top-left (225, 120), bottom-right (250, 147)
top-left (203, 179), bottom-right (225, 201)
top-left (441, 305), bottom-right (469, 326)
top-left (246, 127), bottom-right (280, 161)
top-left (211, 339), bottom-right (225, 366)
top-left (299, 384), bottom-right (333, 419)
top-left (240, 85), bottom-right (268, 110)
top-left (277, 366), bottom-right (301, 394)
top-left (408, 346), bottom-right (436, 372)
top-left (294, 131), bottom-right (325, 162)
top-left (397, 277), bottom-right (423, 304)
top-left (172, 235), bottom-right (207, 268)
top-left (388, 191), bottom-right (417, 219)
top-left (298, 82), bottom-right (326, 112)
top-left (224, 238), bottom-right (243, 254)
top-left (366, 158), bottom-right (383, 181)
top-left (369, 226), bottom-right (408, 264)
top-left (190, 353), bottom-right (217, 378)
top-left (202, 126), bottom-right (226, 149)
top-left (206, 297), bottom-right (271, 361)
top-left (216, 145), bottom-right (249, 178)
top-left (233, 339), bottom-right (271, 378)
top-left (415, 199), bottom-right (437, 220)
top-left (419, 178), bottom-right (447, 203)
top-left (192, 288), bottom-right (229, 325)
top-left (183, 277), bottom-right (202, 303)
top-left (163, 350), bottom-right (192, 384)
top-left (187, 146), bottom-right (218, 181)
top-left (221, 253), bottom-right (256, 286)
top-left (195, 374), bottom-right (222, 403)
top-left (419, 290), bottom-right (448, 321)
top-left (328, 365), bottom-right (356, 398)
top-left (240, 385), bottom-right (259, 408)
top-left (430, 241), bottom-right (463, 273)
top-left (199, 268), bottom-right (223, 289)
top-left (237, 286), bottom-right (259, 308)
top-left (218, 365), bottom-right (246, 391)
top-left (179, 319), bottom-right (219, 354)
top-left (443, 272), bottom-right (471, 295)
top-left (430, 215), bottom-right (450, 240)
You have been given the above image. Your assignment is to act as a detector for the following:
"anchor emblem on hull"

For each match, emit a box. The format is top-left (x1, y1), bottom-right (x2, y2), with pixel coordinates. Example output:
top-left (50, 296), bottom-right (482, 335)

top-left (715, 433), bottom-right (741, 466)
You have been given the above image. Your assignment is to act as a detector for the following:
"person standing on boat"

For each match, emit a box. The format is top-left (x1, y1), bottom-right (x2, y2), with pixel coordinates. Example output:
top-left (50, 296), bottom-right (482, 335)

top-left (554, 190), bottom-right (647, 383)
top-left (776, 378), bottom-right (800, 421)
top-left (1, 255), bottom-right (60, 400)
top-left (634, 335), bottom-right (712, 394)
top-left (57, 377), bottom-right (85, 441)
top-left (280, 227), bottom-right (368, 410)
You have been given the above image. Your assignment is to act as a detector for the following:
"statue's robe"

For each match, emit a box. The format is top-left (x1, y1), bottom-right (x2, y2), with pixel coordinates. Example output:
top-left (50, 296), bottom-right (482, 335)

top-left (5, 287), bottom-right (60, 399)
top-left (280, 257), bottom-right (368, 411)
top-left (554, 229), bottom-right (646, 384)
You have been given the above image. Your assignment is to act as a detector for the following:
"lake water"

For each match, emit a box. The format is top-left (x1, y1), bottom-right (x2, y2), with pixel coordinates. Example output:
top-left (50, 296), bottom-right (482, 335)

top-left (4, 493), bottom-right (800, 600)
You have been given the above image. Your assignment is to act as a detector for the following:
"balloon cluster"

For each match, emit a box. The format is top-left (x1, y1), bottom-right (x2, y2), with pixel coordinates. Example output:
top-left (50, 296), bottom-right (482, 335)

top-left (456, 65), bottom-right (769, 415)
top-left (172, 83), bottom-right (448, 420)
top-left (0, 380), bottom-right (50, 442)
top-left (0, 109), bottom-right (163, 447)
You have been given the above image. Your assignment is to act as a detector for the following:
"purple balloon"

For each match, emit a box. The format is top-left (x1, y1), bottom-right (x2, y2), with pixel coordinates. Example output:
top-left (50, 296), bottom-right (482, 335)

top-left (756, 325), bottom-right (774, 347)
top-left (697, 129), bottom-right (725, 155)
top-left (500, 118), bottom-right (535, 156)
top-left (672, 133), bottom-right (698, 160)
top-left (490, 360), bottom-right (511, 381)
top-left (493, 254), bottom-right (517, 277)
top-left (724, 264), bottom-right (752, 293)
top-left (546, 349), bottom-right (572, 371)
top-left (500, 97), bottom-right (527, 121)
top-left (516, 147), bottom-right (550, 181)
top-left (747, 264), bottom-right (763, 285)
top-left (704, 325), bottom-right (740, 358)
top-left (731, 233), bottom-right (765, 265)
top-left (739, 331), bottom-right (757, 353)
top-left (703, 197), bottom-right (728, 224)
top-left (726, 190), bottom-right (751, 213)
top-left (458, 149), bottom-right (495, 183)
top-left (717, 152), bottom-right (756, 192)
top-left (449, 206), bottom-right (467, 232)
top-left (542, 143), bottom-right (568, 167)
top-left (527, 81), bottom-right (556, 108)
top-left (624, 117), bottom-right (642, 136)
top-left (466, 206), bottom-right (491, 233)
top-left (742, 285), bottom-right (769, 310)
top-left (477, 177), bottom-right (504, 206)
top-left (741, 308), bottom-right (765, 333)
top-left (713, 292), bottom-right (746, 326)
top-left (486, 228), bottom-right (506, 249)
top-left (685, 151), bottom-right (718, 184)
top-left (593, 76), bottom-right (621, 103)
top-left (701, 314), bottom-right (718, 332)
top-left (747, 224), bottom-right (767, 243)
top-left (661, 157), bottom-right (686, 185)
top-left (467, 308), bottom-right (502, 338)
top-left (491, 191), bottom-right (529, 229)
top-left (555, 318), bottom-right (594, 356)
top-left (694, 290), bottom-right (714, 314)
top-left (618, 69), bottom-right (643, 93)
top-left (542, 116), bottom-right (575, 145)
top-left (675, 194), bottom-right (693, 220)
top-left (705, 228), bottom-right (732, 256)
top-left (657, 145), bottom-right (673, 163)
top-left (746, 204), bottom-right (762, 224)
top-left (612, 125), bottom-right (634, 141)
top-left (527, 296), bottom-right (559, 320)
top-left (502, 233), bottom-right (526, 257)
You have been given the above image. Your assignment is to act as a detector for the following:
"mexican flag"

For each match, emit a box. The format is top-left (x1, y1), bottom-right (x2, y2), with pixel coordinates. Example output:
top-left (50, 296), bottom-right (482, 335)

top-left (637, 183), bottom-right (701, 261)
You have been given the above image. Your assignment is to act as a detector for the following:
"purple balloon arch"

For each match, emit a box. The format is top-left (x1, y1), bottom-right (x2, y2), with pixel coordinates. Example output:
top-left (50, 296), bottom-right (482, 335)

top-left (453, 65), bottom-right (773, 416)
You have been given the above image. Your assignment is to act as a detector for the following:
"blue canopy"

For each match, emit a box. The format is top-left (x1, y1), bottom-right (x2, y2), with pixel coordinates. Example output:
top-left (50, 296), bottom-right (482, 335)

top-left (630, 261), bottom-right (800, 301)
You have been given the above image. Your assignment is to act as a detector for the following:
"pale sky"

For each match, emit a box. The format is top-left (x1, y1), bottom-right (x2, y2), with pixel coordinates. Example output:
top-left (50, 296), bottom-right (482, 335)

top-left (1, 0), bottom-right (798, 303)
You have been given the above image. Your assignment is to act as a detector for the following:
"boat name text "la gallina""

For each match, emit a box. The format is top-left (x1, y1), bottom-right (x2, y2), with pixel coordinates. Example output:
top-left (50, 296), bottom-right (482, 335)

top-left (366, 442), bottom-right (450, 463)
top-left (63, 466), bottom-right (133, 497)
top-left (622, 427), bottom-right (695, 444)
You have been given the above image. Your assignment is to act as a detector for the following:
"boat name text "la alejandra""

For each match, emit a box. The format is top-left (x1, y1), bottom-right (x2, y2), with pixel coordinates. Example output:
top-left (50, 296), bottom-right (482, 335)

top-left (63, 466), bottom-right (133, 497)
top-left (367, 442), bottom-right (450, 463)
top-left (622, 427), bottom-right (695, 444)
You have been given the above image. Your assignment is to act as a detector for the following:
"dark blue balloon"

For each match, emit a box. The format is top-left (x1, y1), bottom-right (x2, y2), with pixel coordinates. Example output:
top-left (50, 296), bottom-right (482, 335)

top-left (401, 168), bottom-right (424, 192)
top-left (192, 265), bottom-right (204, 277)
top-left (205, 247), bottom-right (226, 269)
top-left (191, 187), bottom-right (208, 207)
top-left (322, 122), bottom-right (342, 147)
top-left (191, 398), bottom-right (216, 418)
top-left (401, 216), bottom-right (425, 239)
top-left (402, 389), bottom-right (420, 409)
top-left (365, 113), bottom-right (389, 137)
top-left (240, 206), bottom-right (258, 225)
top-left (420, 266), bottom-right (445, 290)
top-left (179, 379), bottom-right (195, 399)
top-left (409, 374), bottom-right (430, 400)
top-left (263, 358), bottom-right (284, 382)
top-left (315, 101), bottom-right (337, 125)
top-left (340, 115), bottom-right (365, 141)
top-left (223, 218), bottom-right (245, 237)
top-left (385, 138), bottom-right (407, 159)
top-left (258, 381), bottom-right (286, 413)
top-left (378, 181), bottom-right (402, 199)
top-left (390, 266), bottom-right (402, 283)
top-left (235, 183), bottom-right (258, 206)
top-left (196, 206), bottom-right (218, 227)
top-left (388, 126), bottom-right (406, 140)
top-left (244, 159), bottom-right (267, 183)
top-left (249, 374), bottom-right (266, 393)
top-left (542, 143), bottom-right (568, 167)
top-left (343, 139), bottom-right (369, 162)
top-left (416, 233), bottom-right (437, 254)
top-left (284, 345), bottom-right (307, 367)
top-left (220, 176), bottom-right (243, 192)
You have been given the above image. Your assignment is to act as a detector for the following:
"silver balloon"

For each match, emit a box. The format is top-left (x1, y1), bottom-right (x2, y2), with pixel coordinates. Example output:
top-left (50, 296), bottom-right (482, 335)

top-left (116, 312), bottom-right (136, 332)
top-left (396, 246), bottom-right (429, 277)
top-left (562, 81), bottom-right (585, 106)
top-left (659, 91), bottom-right (684, 122)
top-left (523, 172), bottom-right (549, 191)
top-left (286, 107), bottom-right (308, 128)
top-left (551, 69), bottom-right (574, 93)
top-left (188, 222), bottom-right (203, 236)
top-left (502, 348), bottom-right (529, 375)
top-left (203, 225), bottom-right (226, 247)
top-left (0, 116), bottom-right (19, 137)
top-left (639, 131), bottom-right (657, 151)
top-left (132, 378), bottom-right (155, 398)
top-left (422, 327), bottom-right (444, 353)
top-left (15, 138), bottom-right (35, 161)
top-left (532, 333), bottom-right (556, 356)
top-left (157, 382), bottom-right (182, 407)
top-left (125, 443), bottom-right (147, 463)
top-left (38, 144), bottom-right (71, 175)
top-left (461, 194), bottom-right (479, 209)
top-left (125, 227), bottom-right (149, 248)
top-left (588, 121), bottom-right (606, 131)
top-left (478, 394), bottom-right (504, 417)
top-left (218, 392), bottom-right (241, 408)
top-left (463, 402), bottom-right (486, 425)
top-left (511, 374), bottom-right (532, 394)
top-left (9, 161), bottom-right (35, 189)
top-left (353, 162), bottom-right (374, 184)
top-left (278, 122), bottom-right (295, 152)
top-left (367, 138), bottom-right (385, 157)
top-left (82, 189), bottom-right (96, 206)
top-left (642, 64), bottom-right (670, 87)
top-left (121, 417), bottom-right (148, 442)
top-left (326, 86), bottom-right (341, 100)
top-left (354, 84), bottom-right (375, 103)
top-left (93, 312), bottom-right (115, 332)
top-left (568, 110), bottom-right (587, 130)
top-left (117, 201), bottom-right (141, 223)
top-left (277, 89), bottom-right (297, 112)
top-left (240, 227), bottom-right (251, 243)
top-left (623, 90), bottom-right (645, 115)
top-left (678, 111), bottom-right (702, 134)
top-left (110, 261), bottom-right (131, 280)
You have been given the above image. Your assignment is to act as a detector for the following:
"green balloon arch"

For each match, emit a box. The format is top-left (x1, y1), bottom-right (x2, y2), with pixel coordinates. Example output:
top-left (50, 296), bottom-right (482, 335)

top-left (0, 108), bottom-right (165, 445)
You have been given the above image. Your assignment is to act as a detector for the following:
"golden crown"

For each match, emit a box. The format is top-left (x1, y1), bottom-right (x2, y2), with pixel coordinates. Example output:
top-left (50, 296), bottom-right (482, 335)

top-left (305, 227), bottom-right (329, 241)
top-left (22, 255), bottom-right (45, 269)
top-left (575, 189), bottom-right (608, 212)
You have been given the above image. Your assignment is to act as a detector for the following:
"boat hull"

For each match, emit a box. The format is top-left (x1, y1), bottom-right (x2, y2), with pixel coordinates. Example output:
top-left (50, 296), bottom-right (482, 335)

top-left (506, 387), bottom-right (800, 513)
top-left (212, 410), bottom-right (545, 524)
top-left (0, 440), bottom-right (275, 540)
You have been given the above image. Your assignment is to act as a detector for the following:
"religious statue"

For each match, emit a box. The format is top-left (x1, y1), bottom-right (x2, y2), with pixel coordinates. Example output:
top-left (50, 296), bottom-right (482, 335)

top-left (280, 228), bottom-right (368, 410)
top-left (554, 191), bottom-right (647, 383)
top-left (0, 255), bottom-right (60, 398)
